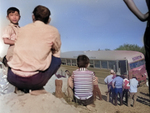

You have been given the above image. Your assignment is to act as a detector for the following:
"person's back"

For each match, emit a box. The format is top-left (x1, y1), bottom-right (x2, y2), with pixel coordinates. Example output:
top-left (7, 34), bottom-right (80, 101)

top-left (104, 70), bottom-right (115, 86)
top-left (112, 73), bottom-right (124, 106)
top-left (123, 78), bottom-right (130, 90)
top-left (8, 21), bottom-right (60, 76)
top-left (73, 68), bottom-right (94, 100)
top-left (128, 76), bottom-right (139, 107)
top-left (129, 77), bottom-right (138, 93)
top-left (104, 74), bottom-right (113, 85)
top-left (72, 55), bottom-right (95, 108)
top-left (113, 76), bottom-right (123, 88)
top-left (104, 70), bottom-right (115, 102)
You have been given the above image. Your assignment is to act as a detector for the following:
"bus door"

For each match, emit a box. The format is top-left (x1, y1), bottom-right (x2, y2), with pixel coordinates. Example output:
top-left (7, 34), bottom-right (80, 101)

top-left (118, 60), bottom-right (128, 75)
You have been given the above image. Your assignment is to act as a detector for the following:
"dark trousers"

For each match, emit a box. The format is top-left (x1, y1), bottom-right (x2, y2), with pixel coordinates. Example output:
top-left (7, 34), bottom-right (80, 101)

top-left (144, 26), bottom-right (150, 93)
top-left (122, 89), bottom-right (129, 104)
top-left (7, 56), bottom-right (61, 90)
top-left (114, 88), bottom-right (123, 106)
top-left (107, 85), bottom-right (115, 103)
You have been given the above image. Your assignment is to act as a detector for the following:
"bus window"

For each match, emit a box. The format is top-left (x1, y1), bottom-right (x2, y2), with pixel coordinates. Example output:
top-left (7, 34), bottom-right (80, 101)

top-left (119, 60), bottom-right (127, 75)
top-left (90, 60), bottom-right (94, 68)
top-left (130, 60), bottom-right (145, 69)
top-left (72, 59), bottom-right (77, 66)
top-left (94, 60), bottom-right (100, 68)
top-left (101, 61), bottom-right (108, 69)
top-left (108, 61), bottom-right (117, 71)
top-left (61, 58), bottom-right (66, 65)
top-left (66, 59), bottom-right (71, 66)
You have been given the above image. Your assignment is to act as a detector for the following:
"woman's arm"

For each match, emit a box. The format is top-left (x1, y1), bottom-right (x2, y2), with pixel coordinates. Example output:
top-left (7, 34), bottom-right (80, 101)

top-left (123, 0), bottom-right (149, 21)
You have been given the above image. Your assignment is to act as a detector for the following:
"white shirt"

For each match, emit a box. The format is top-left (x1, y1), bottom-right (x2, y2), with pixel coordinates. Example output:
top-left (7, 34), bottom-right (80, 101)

top-left (104, 74), bottom-right (113, 85)
top-left (129, 78), bottom-right (138, 93)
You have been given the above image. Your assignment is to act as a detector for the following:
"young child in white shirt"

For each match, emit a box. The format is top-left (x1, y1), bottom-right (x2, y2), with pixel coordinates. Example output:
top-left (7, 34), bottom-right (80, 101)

top-left (2, 7), bottom-right (20, 61)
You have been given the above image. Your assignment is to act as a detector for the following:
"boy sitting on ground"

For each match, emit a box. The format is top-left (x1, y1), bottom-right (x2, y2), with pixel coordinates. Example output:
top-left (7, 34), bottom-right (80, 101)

top-left (69, 55), bottom-right (95, 110)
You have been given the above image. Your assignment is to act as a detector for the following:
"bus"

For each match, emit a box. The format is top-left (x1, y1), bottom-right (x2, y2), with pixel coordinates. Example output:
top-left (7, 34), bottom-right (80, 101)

top-left (60, 50), bottom-right (147, 84)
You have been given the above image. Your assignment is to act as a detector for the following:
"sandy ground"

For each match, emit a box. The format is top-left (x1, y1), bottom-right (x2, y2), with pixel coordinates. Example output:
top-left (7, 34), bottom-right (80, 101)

top-left (0, 67), bottom-right (150, 113)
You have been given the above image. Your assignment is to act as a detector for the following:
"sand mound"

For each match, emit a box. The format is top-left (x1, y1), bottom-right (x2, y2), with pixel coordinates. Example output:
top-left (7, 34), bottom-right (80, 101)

top-left (0, 93), bottom-right (78, 113)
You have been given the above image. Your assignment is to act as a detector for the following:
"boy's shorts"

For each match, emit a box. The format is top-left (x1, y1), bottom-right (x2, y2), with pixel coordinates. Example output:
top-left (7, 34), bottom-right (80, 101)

top-left (74, 96), bottom-right (94, 106)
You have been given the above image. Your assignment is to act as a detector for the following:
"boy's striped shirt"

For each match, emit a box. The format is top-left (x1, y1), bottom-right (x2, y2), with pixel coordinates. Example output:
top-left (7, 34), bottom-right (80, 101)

top-left (73, 68), bottom-right (95, 100)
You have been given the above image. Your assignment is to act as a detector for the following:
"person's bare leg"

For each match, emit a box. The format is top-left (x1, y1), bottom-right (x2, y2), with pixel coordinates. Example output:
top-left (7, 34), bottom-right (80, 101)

top-left (114, 94), bottom-right (118, 106)
top-left (93, 85), bottom-right (96, 101)
top-left (119, 93), bottom-right (123, 106)
top-left (97, 87), bottom-right (102, 100)
top-left (67, 87), bottom-right (74, 102)
top-left (55, 79), bottom-right (63, 98)
top-left (128, 93), bottom-right (132, 107)
top-left (133, 93), bottom-right (137, 107)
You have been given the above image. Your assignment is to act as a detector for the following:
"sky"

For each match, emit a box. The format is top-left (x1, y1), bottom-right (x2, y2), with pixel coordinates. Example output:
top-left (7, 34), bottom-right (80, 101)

top-left (0, 0), bottom-right (148, 57)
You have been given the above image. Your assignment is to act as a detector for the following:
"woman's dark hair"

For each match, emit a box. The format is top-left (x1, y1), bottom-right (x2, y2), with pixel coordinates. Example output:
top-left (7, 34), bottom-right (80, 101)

top-left (77, 55), bottom-right (89, 68)
top-left (32, 5), bottom-right (51, 24)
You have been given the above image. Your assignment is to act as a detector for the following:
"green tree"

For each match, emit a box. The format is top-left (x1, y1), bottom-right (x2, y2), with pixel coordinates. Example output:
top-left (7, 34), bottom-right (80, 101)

top-left (115, 44), bottom-right (145, 55)
top-left (105, 48), bottom-right (110, 51)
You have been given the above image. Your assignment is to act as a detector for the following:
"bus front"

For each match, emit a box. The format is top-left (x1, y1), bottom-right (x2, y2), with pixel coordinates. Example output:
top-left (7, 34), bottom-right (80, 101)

top-left (129, 55), bottom-right (147, 85)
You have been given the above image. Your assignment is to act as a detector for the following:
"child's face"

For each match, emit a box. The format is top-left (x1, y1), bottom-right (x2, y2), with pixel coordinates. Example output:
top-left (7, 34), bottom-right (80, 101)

top-left (7, 11), bottom-right (20, 24)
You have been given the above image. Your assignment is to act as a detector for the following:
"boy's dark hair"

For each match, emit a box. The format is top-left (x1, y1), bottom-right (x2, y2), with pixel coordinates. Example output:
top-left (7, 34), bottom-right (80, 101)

top-left (7, 7), bottom-right (20, 16)
top-left (33, 5), bottom-right (51, 24)
top-left (77, 55), bottom-right (89, 68)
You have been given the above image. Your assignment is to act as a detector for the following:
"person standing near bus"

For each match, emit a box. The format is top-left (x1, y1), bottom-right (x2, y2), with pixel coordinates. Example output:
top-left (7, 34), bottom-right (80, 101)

top-left (122, 75), bottom-right (130, 105)
top-left (128, 75), bottom-right (139, 107)
top-left (112, 72), bottom-right (124, 106)
top-left (123, 0), bottom-right (150, 93)
top-left (104, 70), bottom-right (116, 102)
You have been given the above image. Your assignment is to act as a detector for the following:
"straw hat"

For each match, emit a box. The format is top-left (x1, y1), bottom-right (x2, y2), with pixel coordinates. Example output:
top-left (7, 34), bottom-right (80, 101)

top-left (116, 72), bottom-right (121, 76)
top-left (110, 70), bottom-right (115, 74)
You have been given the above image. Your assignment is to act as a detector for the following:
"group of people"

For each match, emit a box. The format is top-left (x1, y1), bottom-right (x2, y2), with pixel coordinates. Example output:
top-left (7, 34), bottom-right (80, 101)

top-left (104, 70), bottom-right (139, 107)
top-left (0, 0), bottom-right (149, 110)
top-left (2, 6), bottom-right (102, 107)
top-left (123, 0), bottom-right (149, 92)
